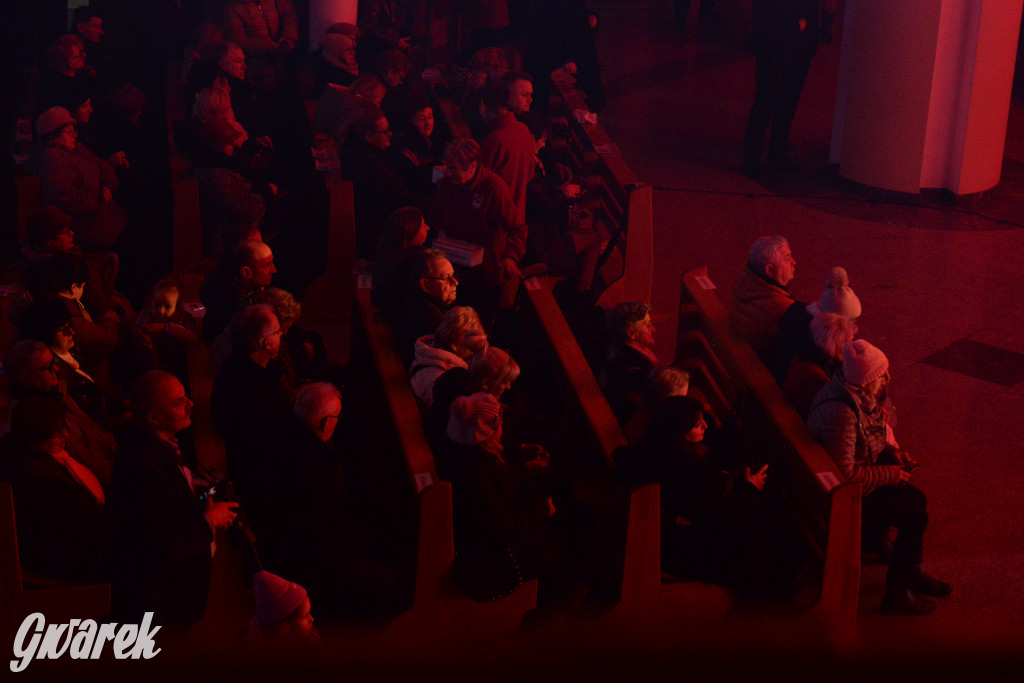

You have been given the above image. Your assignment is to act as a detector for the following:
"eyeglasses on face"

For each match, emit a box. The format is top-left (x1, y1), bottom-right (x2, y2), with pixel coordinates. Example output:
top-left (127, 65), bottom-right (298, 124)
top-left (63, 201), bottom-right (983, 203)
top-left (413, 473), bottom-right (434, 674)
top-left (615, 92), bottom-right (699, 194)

top-left (423, 275), bottom-right (457, 284)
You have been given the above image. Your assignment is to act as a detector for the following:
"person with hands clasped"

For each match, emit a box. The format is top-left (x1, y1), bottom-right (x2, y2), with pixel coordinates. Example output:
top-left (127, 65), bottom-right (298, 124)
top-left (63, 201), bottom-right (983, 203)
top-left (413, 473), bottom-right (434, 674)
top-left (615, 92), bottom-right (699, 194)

top-left (808, 340), bottom-right (951, 615)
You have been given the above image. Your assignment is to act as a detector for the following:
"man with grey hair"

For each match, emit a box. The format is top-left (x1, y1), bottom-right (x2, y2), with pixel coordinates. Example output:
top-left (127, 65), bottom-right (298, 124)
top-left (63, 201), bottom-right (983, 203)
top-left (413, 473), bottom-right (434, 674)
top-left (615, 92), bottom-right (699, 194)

top-left (210, 304), bottom-right (291, 490)
top-left (245, 381), bottom-right (402, 621)
top-left (729, 235), bottom-right (800, 362)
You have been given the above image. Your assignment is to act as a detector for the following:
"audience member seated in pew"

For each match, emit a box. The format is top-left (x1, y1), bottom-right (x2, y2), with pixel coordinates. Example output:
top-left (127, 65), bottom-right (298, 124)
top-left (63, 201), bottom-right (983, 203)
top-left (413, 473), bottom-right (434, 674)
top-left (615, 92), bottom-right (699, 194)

top-left (428, 345), bottom-right (522, 477)
top-left (377, 247), bottom-right (456, 369)
top-left (445, 392), bottom-right (572, 604)
top-left (781, 312), bottom-right (856, 419)
top-left (181, 22), bottom-right (225, 85)
top-left (211, 305), bottom-right (293, 493)
top-left (25, 253), bottom-right (129, 387)
top-left (314, 74), bottom-right (387, 145)
top-left (309, 22), bottom-right (361, 94)
top-left (245, 570), bottom-right (318, 643)
top-left (28, 107), bottom-right (129, 254)
top-left (35, 35), bottom-right (92, 114)
top-left (54, 80), bottom-right (134, 180)
top-left (410, 306), bottom-right (488, 407)
top-left (342, 108), bottom-right (430, 259)
top-left (14, 206), bottom-right (128, 321)
top-left (370, 207), bottom-right (431, 313)
top-left (255, 287), bottom-right (343, 398)
top-left (245, 383), bottom-right (402, 623)
top-left (192, 166), bottom-right (267, 257)
top-left (201, 239), bottom-right (277, 344)
top-left (19, 299), bottom-right (115, 425)
top-left (187, 87), bottom-right (278, 188)
top-left (356, 0), bottom-right (418, 68)
top-left (371, 49), bottom-right (414, 126)
top-left (599, 301), bottom-right (659, 426)
top-left (5, 341), bottom-right (117, 492)
top-left (615, 396), bottom-right (803, 599)
top-left (111, 371), bottom-right (238, 627)
top-left (185, 41), bottom-right (271, 138)
top-left (221, 0), bottom-right (299, 94)
top-left (807, 340), bottom-right (952, 615)
top-left (774, 266), bottom-right (862, 386)
top-left (623, 366), bottom-right (690, 443)
top-left (0, 397), bottom-right (111, 583)
top-left (132, 278), bottom-right (200, 383)
top-left (436, 138), bottom-right (526, 325)
top-left (729, 235), bottom-right (800, 365)
top-left (388, 95), bottom-right (447, 195)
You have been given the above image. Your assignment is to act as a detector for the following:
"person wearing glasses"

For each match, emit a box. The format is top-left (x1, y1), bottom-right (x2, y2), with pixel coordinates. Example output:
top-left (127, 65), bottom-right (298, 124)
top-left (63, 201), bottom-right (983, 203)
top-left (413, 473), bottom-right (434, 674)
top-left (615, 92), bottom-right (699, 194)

top-left (383, 248), bottom-right (458, 368)
top-left (342, 108), bottom-right (427, 258)
top-left (211, 304), bottom-right (292, 492)
top-left (807, 340), bottom-right (952, 615)
top-left (4, 340), bottom-right (117, 492)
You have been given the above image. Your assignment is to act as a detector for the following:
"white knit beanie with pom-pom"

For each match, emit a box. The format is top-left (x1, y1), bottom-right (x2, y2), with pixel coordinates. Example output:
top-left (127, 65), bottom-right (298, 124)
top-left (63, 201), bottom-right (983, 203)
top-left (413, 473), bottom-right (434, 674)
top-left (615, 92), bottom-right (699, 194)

top-left (808, 266), bottom-right (862, 319)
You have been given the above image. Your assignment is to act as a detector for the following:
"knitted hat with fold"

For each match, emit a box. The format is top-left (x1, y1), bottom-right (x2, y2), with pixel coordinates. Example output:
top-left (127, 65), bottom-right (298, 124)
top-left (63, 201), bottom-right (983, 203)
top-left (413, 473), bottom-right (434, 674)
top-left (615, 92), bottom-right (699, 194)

top-left (842, 339), bottom-right (888, 386)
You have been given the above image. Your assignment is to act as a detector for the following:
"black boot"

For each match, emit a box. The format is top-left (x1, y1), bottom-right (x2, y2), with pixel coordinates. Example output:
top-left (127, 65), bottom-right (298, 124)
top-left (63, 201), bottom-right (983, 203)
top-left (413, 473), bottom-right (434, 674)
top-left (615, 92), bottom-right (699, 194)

top-left (910, 565), bottom-right (953, 597)
top-left (880, 588), bottom-right (937, 615)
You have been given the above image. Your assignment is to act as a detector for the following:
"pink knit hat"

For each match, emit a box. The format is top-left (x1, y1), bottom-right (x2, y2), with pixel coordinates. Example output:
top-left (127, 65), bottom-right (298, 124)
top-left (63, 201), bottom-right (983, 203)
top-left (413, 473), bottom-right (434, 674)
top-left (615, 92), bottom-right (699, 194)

top-left (252, 571), bottom-right (309, 625)
top-left (842, 339), bottom-right (888, 386)
top-left (447, 392), bottom-right (502, 446)
top-left (808, 266), bottom-right (862, 319)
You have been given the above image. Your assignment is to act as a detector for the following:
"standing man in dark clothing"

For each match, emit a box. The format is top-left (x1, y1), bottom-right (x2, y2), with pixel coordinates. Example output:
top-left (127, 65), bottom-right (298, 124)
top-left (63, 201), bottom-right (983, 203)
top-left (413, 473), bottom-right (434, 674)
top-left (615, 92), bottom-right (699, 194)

top-left (742, 0), bottom-right (825, 177)
top-left (111, 371), bottom-right (238, 627)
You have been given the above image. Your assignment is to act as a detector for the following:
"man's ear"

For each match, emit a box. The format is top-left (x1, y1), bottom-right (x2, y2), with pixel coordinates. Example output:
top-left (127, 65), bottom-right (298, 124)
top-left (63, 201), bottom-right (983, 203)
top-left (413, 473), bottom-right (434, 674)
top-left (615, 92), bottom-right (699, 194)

top-left (418, 277), bottom-right (430, 294)
top-left (239, 265), bottom-right (254, 281)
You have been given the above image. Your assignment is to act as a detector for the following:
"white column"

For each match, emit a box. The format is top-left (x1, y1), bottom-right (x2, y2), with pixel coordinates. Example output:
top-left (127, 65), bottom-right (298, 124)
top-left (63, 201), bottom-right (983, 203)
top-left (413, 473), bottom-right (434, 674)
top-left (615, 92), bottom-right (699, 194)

top-left (830, 0), bottom-right (1023, 195)
top-left (309, 0), bottom-right (359, 52)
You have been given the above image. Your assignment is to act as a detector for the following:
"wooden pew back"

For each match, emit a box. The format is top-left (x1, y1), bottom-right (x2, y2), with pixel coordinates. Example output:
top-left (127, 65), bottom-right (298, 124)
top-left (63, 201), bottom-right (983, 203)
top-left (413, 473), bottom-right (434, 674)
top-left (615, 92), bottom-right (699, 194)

top-left (547, 71), bottom-right (653, 308)
top-left (519, 278), bottom-right (732, 616)
top-left (0, 483), bottom-right (111, 638)
top-left (350, 286), bottom-right (537, 627)
top-left (675, 267), bottom-right (861, 627)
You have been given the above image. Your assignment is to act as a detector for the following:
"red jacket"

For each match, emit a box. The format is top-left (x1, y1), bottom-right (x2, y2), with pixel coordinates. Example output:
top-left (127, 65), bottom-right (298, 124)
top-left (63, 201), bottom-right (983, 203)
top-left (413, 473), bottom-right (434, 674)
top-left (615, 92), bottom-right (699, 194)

top-left (481, 112), bottom-right (536, 224)
top-left (437, 165), bottom-right (527, 279)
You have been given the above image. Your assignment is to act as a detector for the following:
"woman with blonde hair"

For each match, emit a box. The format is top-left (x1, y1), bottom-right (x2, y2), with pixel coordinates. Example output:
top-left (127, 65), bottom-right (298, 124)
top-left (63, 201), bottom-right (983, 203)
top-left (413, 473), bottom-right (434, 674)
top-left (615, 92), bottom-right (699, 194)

top-left (409, 306), bottom-right (487, 406)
